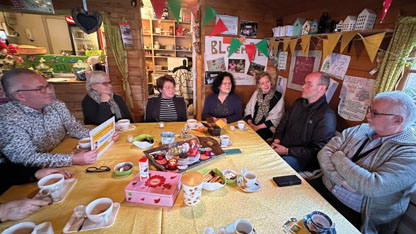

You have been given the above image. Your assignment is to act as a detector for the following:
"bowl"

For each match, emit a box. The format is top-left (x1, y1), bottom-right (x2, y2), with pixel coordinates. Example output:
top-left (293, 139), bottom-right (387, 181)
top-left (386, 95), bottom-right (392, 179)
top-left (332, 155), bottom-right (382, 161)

top-left (161, 131), bottom-right (175, 145)
top-left (202, 168), bottom-right (226, 191)
top-left (114, 162), bottom-right (133, 176)
top-left (222, 169), bottom-right (238, 184)
top-left (133, 134), bottom-right (155, 149)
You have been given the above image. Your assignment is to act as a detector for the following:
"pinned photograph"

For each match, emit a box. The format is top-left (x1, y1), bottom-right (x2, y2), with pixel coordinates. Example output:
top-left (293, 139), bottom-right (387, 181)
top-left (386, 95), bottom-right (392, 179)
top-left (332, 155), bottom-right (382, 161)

top-left (247, 61), bottom-right (265, 76)
top-left (240, 21), bottom-right (258, 37)
top-left (206, 57), bottom-right (226, 71)
top-left (205, 71), bottom-right (221, 85)
top-left (228, 59), bottom-right (245, 73)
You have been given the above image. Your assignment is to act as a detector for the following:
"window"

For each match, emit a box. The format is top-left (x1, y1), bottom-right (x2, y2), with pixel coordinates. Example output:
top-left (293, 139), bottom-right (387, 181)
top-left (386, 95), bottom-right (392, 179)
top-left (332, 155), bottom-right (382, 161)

top-left (399, 50), bottom-right (416, 102)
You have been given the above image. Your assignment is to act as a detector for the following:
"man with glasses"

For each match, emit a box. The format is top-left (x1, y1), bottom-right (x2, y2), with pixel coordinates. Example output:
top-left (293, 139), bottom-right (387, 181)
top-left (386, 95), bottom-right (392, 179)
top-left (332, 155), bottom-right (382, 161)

top-left (311, 91), bottom-right (416, 233)
top-left (271, 72), bottom-right (337, 172)
top-left (0, 68), bottom-right (98, 168)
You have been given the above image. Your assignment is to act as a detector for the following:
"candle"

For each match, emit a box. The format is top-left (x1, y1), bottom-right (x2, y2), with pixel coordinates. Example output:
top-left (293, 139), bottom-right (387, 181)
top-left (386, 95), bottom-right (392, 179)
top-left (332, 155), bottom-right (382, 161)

top-left (167, 159), bottom-right (178, 170)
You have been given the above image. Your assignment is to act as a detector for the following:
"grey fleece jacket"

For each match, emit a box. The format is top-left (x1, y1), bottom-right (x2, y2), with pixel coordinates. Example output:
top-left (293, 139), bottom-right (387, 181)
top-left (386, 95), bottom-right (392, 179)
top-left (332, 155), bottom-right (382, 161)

top-left (318, 124), bottom-right (416, 234)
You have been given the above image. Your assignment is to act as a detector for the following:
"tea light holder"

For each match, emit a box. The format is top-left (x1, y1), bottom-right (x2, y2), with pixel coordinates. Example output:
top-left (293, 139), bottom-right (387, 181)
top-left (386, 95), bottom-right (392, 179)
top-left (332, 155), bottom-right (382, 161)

top-left (166, 159), bottom-right (178, 170)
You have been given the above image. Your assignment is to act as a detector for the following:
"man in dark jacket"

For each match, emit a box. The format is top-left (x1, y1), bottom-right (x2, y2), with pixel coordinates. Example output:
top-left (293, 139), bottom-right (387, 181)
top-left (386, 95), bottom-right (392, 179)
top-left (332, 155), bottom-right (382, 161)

top-left (271, 72), bottom-right (336, 172)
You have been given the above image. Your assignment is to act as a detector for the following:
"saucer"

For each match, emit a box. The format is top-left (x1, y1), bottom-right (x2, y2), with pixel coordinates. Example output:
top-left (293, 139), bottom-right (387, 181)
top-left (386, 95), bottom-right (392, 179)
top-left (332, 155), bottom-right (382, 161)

top-left (221, 141), bottom-right (232, 148)
top-left (33, 178), bottom-right (77, 203)
top-left (236, 177), bottom-right (261, 193)
top-left (63, 202), bottom-right (120, 233)
top-left (116, 124), bottom-right (136, 132)
top-left (236, 126), bottom-right (248, 131)
top-left (224, 220), bottom-right (257, 234)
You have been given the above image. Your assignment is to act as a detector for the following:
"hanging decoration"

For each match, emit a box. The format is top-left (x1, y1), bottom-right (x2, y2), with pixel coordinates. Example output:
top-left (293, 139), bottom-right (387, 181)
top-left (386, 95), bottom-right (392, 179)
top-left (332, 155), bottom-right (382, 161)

top-left (380, 0), bottom-right (392, 23)
top-left (362, 32), bottom-right (386, 62)
top-left (187, 0), bottom-right (198, 18)
top-left (301, 35), bottom-right (311, 57)
top-left (228, 38), bottom-right (242, 57)
top-left (323, 33), bottom-right (341, 60)
top-left (203, 5), bottom-right (216, 26)
top-left (71, 0), bottom-right (102, 34)
top-left (256, 39), bottom-right (268, 57)
top-left (245, 44), bottom-right (256, 63)
top-left (131, 0), bottom-right (137, 8)
top-left (209, 18), bottom-right (228, 37)
top-left (239, 36), bottom-right (247, 44)
top-left (167, 0), bottom-right (181, 23)
top-left (289, 39), bottom-right (298, 55)
top-left (150, 0), bottom-right (166, 19)
top-left (269, 39), bottom-right (279, 59)
top-left (283, 38), bottom-right (290, 51)
top-left (340, 31), bottom-right (357, 53)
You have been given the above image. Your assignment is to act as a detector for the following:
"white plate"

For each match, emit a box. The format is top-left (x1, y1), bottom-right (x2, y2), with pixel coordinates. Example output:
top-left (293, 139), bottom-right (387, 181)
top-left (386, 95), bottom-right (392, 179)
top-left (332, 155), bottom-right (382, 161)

top-left (33, 178), bottom-right (77, 203)
top-left (236, 126), bottom-right (248, 131)
top-left (236, 176), bottom-right (261, 193)
top-left (116, 124), bottom-right (136, 132)
top-left (63, 203), bottom-right (120, 233)
top-left (221, 140), bottom-right (232, 148)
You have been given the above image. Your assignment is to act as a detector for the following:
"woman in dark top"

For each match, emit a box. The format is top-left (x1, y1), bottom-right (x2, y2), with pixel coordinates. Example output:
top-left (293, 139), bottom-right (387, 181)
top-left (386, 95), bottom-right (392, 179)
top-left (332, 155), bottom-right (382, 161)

top-left (244, 71), bottom-right (284, 140)
top-left (145, 75), bottom-right (187, 122)
top-left (202, 72), bottom-right (242, 123)
top-left (82, 71), bottom-right (133, 125)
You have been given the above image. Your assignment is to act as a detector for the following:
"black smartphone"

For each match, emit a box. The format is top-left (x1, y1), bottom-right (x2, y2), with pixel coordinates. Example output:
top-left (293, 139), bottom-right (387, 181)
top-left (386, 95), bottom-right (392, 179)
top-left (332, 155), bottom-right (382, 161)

top-left (273, 175), bottom-right (301, 187)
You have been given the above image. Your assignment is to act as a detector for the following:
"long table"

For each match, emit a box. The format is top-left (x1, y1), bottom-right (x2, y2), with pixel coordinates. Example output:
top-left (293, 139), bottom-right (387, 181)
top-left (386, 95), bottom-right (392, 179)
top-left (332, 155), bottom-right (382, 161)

top-left (0, 122), bottom-right (359, 233)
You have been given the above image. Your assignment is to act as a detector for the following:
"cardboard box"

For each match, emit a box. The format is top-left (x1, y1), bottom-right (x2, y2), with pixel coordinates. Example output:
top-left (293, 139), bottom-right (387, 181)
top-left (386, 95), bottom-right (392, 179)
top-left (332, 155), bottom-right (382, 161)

top-left (125, 170), bottom-right (181, 207)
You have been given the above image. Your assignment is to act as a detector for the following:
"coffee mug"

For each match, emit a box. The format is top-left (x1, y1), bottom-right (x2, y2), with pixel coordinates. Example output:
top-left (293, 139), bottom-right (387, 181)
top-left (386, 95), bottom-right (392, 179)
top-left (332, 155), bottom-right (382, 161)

top-left (2, 222), bottom-right (36, 234)
top-left (117, 119), bottom-right (130, 130)
top-left (220, 135), bottom-right (230, 146)
top-left (235, 219), bottom-right (254, 234)
top-left (241, 168), bottom-right (256, 187)
top-left (37, 174), bottom-right (65, 202)
top-left (237, 120), bottom-right (245, 130)
top-left (304, 211), bottom-right (336, 234)
top-left (78, 137), bottom-right (91, 149)
top-left (86, 197), bottom-right (114, 223)
top-left (187, 119), bottom-right (197, 129)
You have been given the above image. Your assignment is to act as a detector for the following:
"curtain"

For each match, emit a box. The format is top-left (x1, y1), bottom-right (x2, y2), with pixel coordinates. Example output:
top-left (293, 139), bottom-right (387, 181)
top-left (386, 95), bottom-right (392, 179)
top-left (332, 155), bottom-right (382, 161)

top-left (374, 16), bottom-right (416, 94)
top-left (102, 14), bottom-right (133, 111)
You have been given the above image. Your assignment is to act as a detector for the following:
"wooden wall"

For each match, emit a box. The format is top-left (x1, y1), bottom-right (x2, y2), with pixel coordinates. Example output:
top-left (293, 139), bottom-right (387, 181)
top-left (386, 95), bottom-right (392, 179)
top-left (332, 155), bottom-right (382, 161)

top-left (198, 0), bottom-right (416, 131)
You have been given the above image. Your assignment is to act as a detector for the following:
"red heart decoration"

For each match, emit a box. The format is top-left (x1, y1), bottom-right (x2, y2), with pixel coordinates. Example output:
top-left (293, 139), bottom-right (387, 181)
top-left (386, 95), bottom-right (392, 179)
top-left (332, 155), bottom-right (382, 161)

top-left (141, 197), bottom-right (145, 201)
top-left (154, 198), bottom-right (161, 203)
top-left (170, 176), bottom-right (176, 179)
top-left (127, 197), bottom-right (131, 201)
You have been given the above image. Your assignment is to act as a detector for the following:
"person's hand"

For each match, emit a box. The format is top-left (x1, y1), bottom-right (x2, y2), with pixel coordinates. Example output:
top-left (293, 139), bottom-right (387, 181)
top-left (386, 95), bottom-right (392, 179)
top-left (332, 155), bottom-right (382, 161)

top-left (112, 131), bottom-right (119, 142)
top-left (271, 139), bottom-right (281, 148)
top-left (342, 181), bottom-right (357, 193)
top-left (34, 168), bottom-right (73, 180)
top-left (272, 144), bottom-right (288, 155)
top-left (100, 93), bottom-right (111, 102)
top-left (72, 149), bottom-right (98, 165)
top-left (0, 199), bottom-right (49, 222)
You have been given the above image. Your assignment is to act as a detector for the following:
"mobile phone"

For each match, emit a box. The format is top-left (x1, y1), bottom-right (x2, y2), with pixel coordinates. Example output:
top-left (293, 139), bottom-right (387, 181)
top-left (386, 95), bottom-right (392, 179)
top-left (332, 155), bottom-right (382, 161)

top-left (223, 148), bottom-right (242, 155)
top-left (273, 175), bottom-right (301, 187)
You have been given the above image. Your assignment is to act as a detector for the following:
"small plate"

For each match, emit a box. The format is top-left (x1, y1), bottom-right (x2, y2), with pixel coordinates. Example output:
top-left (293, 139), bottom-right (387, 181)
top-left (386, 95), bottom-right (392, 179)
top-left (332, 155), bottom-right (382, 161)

top-left (236, 126), bottom-right (248, 131)
top-left (221, 140), bottom-right (232, 148)
top-left (63, 203), bottom-right (120, 233)
top-left (116, 124), bottom-right (136, 132)
top-left (33, 178), bottom-right (77, 203)
top-left (236, 176), bottom-right (261, 193)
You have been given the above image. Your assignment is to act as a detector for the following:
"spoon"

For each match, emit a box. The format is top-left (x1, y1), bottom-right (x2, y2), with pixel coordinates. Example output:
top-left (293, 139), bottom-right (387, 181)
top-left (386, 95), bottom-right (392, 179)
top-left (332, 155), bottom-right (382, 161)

top-left (73, 205), bottom-right (86, 232)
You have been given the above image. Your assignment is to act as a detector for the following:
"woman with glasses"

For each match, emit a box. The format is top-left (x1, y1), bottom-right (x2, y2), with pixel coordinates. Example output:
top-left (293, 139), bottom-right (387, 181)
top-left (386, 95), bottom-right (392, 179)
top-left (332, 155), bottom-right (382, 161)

top-left (82, 71), bottom-right (133, 125)
top-left (145, 75), bottom-right (187, 122)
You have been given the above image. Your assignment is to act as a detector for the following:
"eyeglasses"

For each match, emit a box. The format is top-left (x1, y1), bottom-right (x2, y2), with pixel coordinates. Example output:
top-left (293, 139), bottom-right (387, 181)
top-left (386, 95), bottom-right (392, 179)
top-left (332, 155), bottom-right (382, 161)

top-left (15, 83), bottom-right (54, 94)
top-left (367, 108), bottom-right (397, 117)
top-left (95, 81), bottom-right (112, 86)
top-left (86, 166), bottom-right (111, 173)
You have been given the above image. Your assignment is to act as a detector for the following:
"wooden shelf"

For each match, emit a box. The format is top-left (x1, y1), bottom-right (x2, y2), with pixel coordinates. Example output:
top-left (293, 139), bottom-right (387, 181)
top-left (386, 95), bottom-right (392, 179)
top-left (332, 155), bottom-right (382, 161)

top-left (176, 36), bottom-right (192, 39)
top-left (176, 50), bottom-right (192, 52)
top-left (153, 34), bottom-right (174, 37)
top-left (154, 49), bottom-right (175, 51)
top-left (270, 28), bottom-right (394, 39)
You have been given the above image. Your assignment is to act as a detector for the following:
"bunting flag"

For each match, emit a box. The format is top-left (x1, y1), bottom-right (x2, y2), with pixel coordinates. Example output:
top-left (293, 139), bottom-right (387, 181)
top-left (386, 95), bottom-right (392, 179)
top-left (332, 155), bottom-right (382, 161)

top-left (322, 39), bottom-right (329, 60)
top-left (301, 35), bottom-right (311, 57)
top-left (228, 38), bottom-right (242, 57)
top-left (283, 38), bottom-right (290, 51)
top-left (203, 5), bottom-right (216, 26)
top-left (380, 0), bottom-right (392, 23)
top-left (269, 39), bottom-right (279, 59)
top-left (209, 18), bottom-right (228, 37)
top-left (340, 31), bottom-right (357, 53)
top-left (289, 39), bottom-right (298, 55)
top-left (256, 39), bottom-right (268, 57)
top-left (167, 0), bottom-right (181, 23)
top-left (187, 0), bottom-right (198, 18)
top-left (245, 44), bottom-right (256, 63)
top-left (239, 36), bottom-right (247, 44)
top-left (363, 32), bottom-right (386, 62)
top-left (323, 33), bottom-right (341, 59)
top-left (150, 0), bottom-right (166, 19)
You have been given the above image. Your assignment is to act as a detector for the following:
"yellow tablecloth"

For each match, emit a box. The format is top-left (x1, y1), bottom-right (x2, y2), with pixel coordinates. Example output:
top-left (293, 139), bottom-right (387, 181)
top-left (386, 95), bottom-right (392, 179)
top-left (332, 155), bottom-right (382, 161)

top-left (0, 122), bottom-right (359, 233)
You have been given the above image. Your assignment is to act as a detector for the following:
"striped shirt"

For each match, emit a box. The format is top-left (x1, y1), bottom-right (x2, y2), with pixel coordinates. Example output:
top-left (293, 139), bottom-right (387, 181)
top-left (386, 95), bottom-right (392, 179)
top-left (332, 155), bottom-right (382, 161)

top-left (159, 98), bottom-right (178, 121)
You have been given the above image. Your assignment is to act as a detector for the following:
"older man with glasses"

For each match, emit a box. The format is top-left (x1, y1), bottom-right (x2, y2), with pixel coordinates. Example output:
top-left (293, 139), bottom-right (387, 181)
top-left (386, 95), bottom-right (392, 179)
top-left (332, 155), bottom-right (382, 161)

top-left (310, 91), bottom-right (416, 233)
top-left (0, 68), bottom-right (99, 168)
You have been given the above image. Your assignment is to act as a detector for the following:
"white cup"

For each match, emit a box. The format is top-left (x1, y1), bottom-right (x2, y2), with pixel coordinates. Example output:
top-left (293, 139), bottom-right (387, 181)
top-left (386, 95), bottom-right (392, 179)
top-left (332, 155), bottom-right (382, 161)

top-left (117, 119), bottom-right (130, 130)
top-left (220, 135), bottom-right (230, 146)
top-left (37, 174), bottom-right (65, 202)
top-left (241, 169), bottom-right (256, 187)
top-left (187, 119), bottom-right (197, 129)
top-left (2, 222), bottom-right (36, 234)
top-left (235, 219), bottom-right (254, 234)
top-left (78, 137), bottom-right (91, 149)
top-left (85, 197), bottom-right (114, 223)
top-left (237, 120), bottom-right (245, 130)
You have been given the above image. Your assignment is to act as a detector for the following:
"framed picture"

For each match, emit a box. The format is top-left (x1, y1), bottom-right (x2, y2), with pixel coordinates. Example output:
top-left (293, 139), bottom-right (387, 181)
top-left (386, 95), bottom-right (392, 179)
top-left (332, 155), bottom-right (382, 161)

top-left (119, 23), bottom-right (134, 49)
top-left (240, 20), bottom-right (258, 37)
top-left (288, 50), bottom-right (322, 91)
top-left (216, 15), bottom-right (238, 35)
top-left (205, 71), bottom-right (221, 85)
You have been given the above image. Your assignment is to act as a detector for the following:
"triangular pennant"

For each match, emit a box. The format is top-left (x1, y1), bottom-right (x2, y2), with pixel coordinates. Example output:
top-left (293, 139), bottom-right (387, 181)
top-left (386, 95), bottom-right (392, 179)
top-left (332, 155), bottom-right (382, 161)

top-left (187, 0), bottom-right (198, 18)
top-left (256, 39), bottom-right (268, 57)
top-left (245, 44), bottom-right (256, 63)
top-left (209, 18), bottom-right (228, 37)
top-left (223, 37), bottom-right (231, 44)
top-left (322, 39), bottom-right (330, 60)
top-left (363, 32), bottom-right (386, 62)
top-left (167, 0), bottom-right (181, 23)
top-left (301, 35), bottom-right (311, 56)
top-left (340, 31), bottom-right (357, 53)
top-left (283, 38), bottom-right (290, 51)
top-left (269, 39), bottom-right (279, 58)
top-left (203, 5), bottom-right (216, 26)
top-left (150, 0), bottom-right (166, 19)
top-left (228, 38), bottom-right (242, 57)
top-left (327, 33), bottom-right (341, 54)
top-left (289, 39), bottom-right (298, 55)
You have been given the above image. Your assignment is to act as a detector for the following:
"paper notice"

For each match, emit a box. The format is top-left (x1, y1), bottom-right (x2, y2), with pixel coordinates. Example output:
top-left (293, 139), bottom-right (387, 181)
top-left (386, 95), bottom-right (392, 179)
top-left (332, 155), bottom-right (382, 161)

top-left (276, 76), bottom-right (288, 97)
top-left (320, 53), bottom-right (351, 79)
top-left (278, 52), bottom-right (288, 70)
top-left (326, 78), bottom-right (339, 103)
top-left (340, 75), bottom-right (375, 106)
top-left (338, 98), bottom-right (368, 121)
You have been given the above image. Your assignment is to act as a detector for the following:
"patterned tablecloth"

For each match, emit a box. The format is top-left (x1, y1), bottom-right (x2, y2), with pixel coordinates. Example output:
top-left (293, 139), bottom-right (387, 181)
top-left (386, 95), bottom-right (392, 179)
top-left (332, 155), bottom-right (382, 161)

top-left (0, 122), bottom-right (359, 233)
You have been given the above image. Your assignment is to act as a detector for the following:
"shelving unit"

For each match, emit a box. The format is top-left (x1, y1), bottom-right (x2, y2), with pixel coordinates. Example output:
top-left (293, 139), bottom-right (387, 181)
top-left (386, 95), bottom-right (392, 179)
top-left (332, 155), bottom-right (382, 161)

top-left (142, 18), bottom-right (192, 84)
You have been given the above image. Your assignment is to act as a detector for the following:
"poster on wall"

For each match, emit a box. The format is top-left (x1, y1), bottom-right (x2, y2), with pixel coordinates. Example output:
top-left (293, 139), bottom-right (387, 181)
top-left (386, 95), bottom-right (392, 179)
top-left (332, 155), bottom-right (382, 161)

top-left (240, 21), bottom-right (258, 37)
top-left (216, 15), bottom-right (238, 35)
top-left (119, 23), bottom-right (134, 49)
top-left (204, 36), bottom-right (268, 85)
top-left (320, 53), bottom-right (351, 80)
top-left (276, 76), bottom-right (288, 98)
top-left (278, 52), bottom-right (288, 70)
top-left (288, 50), bottom-right (322, 91)
top-left (22, 0), bottom-right (54, 14)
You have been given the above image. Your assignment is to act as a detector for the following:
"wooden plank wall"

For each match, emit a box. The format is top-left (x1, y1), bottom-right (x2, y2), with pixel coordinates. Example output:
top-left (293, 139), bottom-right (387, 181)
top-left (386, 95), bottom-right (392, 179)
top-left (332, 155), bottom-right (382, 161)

top-left (199, 0), bottom-right (416, 131)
